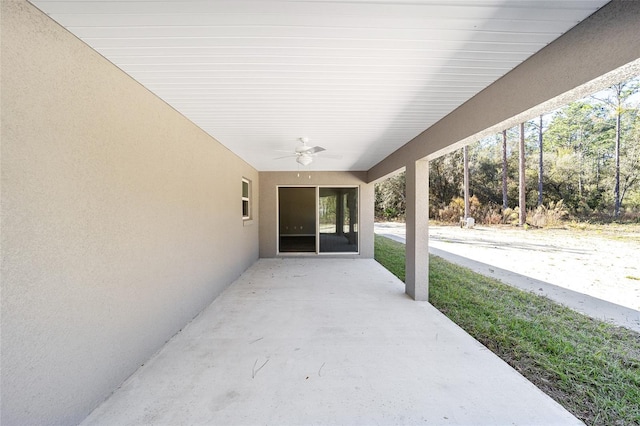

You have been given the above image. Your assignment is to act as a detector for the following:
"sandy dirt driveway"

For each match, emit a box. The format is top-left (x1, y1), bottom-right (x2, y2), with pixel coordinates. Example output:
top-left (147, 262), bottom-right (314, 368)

top-left (375, 223), bottom-right (640, 312)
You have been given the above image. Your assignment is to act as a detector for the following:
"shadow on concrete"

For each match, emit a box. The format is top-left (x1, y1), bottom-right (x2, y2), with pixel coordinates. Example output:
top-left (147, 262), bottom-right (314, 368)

top-left (429, 233), bottom-right (590, 255)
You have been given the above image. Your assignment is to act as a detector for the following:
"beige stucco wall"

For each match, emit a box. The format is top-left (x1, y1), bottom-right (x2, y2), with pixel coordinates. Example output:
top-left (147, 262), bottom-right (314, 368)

top-left (1, 2), bottom-right (259, 424)
top-left (259, 172), bottom-right (374, 258)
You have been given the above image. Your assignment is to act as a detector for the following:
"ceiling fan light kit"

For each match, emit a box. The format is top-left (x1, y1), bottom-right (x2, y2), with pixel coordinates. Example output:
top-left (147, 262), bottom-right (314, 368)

top-left (296, 154), bottom-right (313, 166)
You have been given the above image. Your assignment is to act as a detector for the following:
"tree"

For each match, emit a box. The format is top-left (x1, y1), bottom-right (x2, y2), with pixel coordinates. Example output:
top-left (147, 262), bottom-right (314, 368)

top-left (468, 135), bottom-right (503, 206)
top-left (374, 172), bottom-right (406, 220)
top-left (619, 111), bottom-right (640, 207)
top-left (545, 101), bottom-right (611, 213)
top-left (519, 122), bottom-right (526, 225)
top-left (502, 129), bottom-right (508, 210)
top-left (591, 80), bottom-right (640, 217)
top-left (430, 149), bottom-right (463, 213)
top-left (463, 145), bottom-right (470, 220)
top-left (532, 115), bottom-right (545, 206)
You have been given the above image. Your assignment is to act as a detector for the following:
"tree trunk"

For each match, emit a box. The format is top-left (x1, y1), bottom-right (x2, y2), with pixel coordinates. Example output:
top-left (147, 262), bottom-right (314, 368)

top-left (578, 131), bottom-right (583, 200)
top-left (594, 82), bottom-right (629, 219)
top-left (463, 145), bottom-right (470, 220)
top-left (538, 115), bottom-right (543, 207)
top-left (614, 99), bottom-right (621, 218)
top-left (502, 130), bottom-right (508, 210)
top-left (519, 122), bottom-right (526, 226)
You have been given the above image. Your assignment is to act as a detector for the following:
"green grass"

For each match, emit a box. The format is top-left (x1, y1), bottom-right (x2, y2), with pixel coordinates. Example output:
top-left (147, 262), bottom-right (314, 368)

top-left (373, 234), bottom-right (407, 282)
top-left (374, 234), bottom-right (640, 426)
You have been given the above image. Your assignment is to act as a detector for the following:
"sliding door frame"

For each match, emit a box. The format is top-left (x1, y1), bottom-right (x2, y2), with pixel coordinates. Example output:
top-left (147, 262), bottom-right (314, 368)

top-left (276, 185), bottom-right (360, 255)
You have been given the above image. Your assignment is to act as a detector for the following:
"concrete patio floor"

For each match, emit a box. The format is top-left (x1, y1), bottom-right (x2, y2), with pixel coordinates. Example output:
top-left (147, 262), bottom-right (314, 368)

top-left (82, 258), bottom-right (581, 425)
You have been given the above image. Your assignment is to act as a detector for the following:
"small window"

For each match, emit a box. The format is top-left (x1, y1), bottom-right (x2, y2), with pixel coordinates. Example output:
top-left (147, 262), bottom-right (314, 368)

top-left (242, 178), bottom-right (251, 220)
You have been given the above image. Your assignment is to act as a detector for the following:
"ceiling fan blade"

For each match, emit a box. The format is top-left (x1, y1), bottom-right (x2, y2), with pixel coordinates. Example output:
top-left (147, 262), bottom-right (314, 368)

top-left (306, 146), bottom-right (326, 154)
top-left (273, 154), bottom-right (296, 160)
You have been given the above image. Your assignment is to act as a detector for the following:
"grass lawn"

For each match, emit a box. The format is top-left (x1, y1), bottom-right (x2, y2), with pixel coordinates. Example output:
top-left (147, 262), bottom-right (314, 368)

top-left (374, 234), bottom-right (640, 426)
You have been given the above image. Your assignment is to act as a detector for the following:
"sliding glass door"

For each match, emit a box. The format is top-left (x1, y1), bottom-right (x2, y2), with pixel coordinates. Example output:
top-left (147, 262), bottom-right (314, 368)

top-left (278, 186), bottom-right (358, 254)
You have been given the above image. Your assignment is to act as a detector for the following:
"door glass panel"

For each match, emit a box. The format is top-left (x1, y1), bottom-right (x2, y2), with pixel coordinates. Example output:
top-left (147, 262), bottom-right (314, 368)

top-left (242, 180), bottom-right (249, 198)
top-left (278, 187), bottom-right (316, 252)
top-left (319, 187), bottom-right (358, 253)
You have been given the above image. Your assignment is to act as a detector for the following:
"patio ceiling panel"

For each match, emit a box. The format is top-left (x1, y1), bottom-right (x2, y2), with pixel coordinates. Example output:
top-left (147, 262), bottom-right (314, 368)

top-left (31, 0), bottom-right (609, 171)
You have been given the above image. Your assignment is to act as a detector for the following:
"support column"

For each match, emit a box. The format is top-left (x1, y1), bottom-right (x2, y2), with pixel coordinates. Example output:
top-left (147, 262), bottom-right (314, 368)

top-left (405, 159), bottom-right (429, 301)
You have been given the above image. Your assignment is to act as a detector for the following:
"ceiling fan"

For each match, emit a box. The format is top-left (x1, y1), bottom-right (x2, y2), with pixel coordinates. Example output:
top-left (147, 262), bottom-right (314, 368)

top-left (277, 137), bottom-right (326, 166)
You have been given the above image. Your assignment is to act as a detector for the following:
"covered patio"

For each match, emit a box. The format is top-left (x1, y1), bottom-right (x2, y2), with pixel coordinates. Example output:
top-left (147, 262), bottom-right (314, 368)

top-left (3, 1), bottom-right (640, 424)
top-left (82, 258), bottom-right (579, 425)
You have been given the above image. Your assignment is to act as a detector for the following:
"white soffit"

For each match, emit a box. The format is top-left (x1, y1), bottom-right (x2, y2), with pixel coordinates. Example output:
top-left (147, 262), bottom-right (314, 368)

top-left (30, 0), bottom-right (609, 171)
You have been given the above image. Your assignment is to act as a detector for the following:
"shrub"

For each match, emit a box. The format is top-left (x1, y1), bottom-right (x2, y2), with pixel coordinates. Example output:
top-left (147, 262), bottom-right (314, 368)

top-left (476, 203), bottom-right (503, 224)
top-left (438, 196), bottom-right (484, 223)
top-left (502, 207), bottom-right (520, 225)
top-left (438, 197), bottom-right (465, 222)
top-left (529, 200), bottom-right (568, 227)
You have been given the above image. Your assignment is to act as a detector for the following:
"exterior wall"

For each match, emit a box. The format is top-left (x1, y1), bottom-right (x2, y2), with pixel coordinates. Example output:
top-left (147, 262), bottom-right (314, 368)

top-left (259, 172), bottom-right (374, 258)
top-left (1, 2), bottom-right (259, 424)
top-left (368, 0), bottom-right (640, 181)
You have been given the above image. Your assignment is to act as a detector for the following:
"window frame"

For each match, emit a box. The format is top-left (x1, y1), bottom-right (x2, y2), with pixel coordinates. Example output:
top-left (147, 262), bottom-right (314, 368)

top-left (242, 178), bottom-right (251, 220)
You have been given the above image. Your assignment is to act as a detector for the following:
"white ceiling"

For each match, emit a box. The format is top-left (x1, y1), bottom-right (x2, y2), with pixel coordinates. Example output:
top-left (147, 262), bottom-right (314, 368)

top-left (30, 0), bottom-right (609, 171)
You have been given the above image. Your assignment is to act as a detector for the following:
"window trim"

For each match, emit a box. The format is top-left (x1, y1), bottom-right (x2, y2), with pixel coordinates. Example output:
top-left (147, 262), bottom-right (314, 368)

top-left (242, 177), bottom-right (251, 220)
